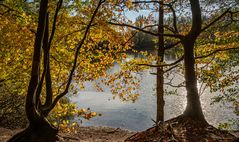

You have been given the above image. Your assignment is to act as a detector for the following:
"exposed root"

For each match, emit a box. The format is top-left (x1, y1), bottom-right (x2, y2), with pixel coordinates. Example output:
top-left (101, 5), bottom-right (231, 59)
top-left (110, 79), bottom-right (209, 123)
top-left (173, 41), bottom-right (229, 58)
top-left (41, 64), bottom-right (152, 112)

top-left (6, 125), bottom-right (58, 142)
top-left (125, 116), bottom-right (238, 142)
top-left (7, 128), bottom-right (28, 142)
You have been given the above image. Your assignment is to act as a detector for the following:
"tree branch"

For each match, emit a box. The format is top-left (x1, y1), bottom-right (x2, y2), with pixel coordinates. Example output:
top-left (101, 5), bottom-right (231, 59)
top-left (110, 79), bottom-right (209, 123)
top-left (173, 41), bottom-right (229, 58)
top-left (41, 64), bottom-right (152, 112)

top-left (200, 8), bottom-right (231, 33)
top-left (164, 41), bottom-right (181, 50)
top-left (189, 0), bottom-right (202, 37)
top-left (109, 22), bottom-right (183, 39)
top-left (132, 1), bottom-right (178, 33)
top-left (165, 82), bottom-right (185, 88)
top-left (132, 0), bottom-right (177, 5)
top-left (195, 47), bottom-right (239, 59)
top-left (138, 55), bottom-right (184, 68)
top-left (132, 0), bottom-right (160, 4)
top-left (0, 3), bottom-right (16, 15)
top-left (122, 24), bottom-right (158, 47)
top-left (164, 3), bottom-right (178, 33)
top-left (48, 0), bottom-right (63, 49)
top-left (164, 64), bottom-right (179, 73)
top-left (55, 23), bottom-right (97, 43)
top-left (35, 12), bottom-right (50, 110)
top-left (44, 0), bottom-right (105, 115)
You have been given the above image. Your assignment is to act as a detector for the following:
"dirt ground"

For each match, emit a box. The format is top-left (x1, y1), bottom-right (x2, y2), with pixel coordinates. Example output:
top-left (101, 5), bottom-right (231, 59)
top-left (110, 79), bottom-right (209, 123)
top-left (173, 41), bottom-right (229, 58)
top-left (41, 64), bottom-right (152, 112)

top-left (58, 126), bottom-right (135, 142)
top-left (0, 126), bottom-right (135, 142)
top-left (1, 124), bottom-right (238, 142)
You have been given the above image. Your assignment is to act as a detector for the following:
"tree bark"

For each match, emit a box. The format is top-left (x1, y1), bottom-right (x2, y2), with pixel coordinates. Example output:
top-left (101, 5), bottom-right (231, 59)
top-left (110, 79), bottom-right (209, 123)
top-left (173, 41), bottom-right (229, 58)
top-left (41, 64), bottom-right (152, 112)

top-left (156, 0), bottom-right (165, 123)
top-left (7, 118), bottom-right (58, 142)
top-left (8, 0), bottom-right (105, 141)
top-left (7, 1), bottom-right (59, 141)
top-left (182, 36), bottom-right (205, 121)
top-left (180, 0), bottom-right (206, 122)
top-left (25, 0), bottom-right (48, 124)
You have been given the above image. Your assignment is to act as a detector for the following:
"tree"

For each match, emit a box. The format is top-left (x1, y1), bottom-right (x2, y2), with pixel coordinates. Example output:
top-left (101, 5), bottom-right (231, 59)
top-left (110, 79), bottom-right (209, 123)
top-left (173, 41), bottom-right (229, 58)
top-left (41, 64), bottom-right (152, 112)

top-left (0, 0), bottom-right (97, 131)
top-left (180, 0), bottom-right (239, 121)
top-left (3, 0), bottom-right (136, 139)
top-left (179, 0), bottom-right (205, 120)
top-left (195, 21), bottom-right (239, 129)
top-left (110, 0), bottom-right (183, 123)
top-left (124, 1), bottom-right (238, 140)
top-left (156, 0), bottom-right (165, 122)
top-left (1, 0), bottom-right (134, 134)
top-left (132, 0), bottom-right (238, 122)
top-left (6, 0), bottom-right (115, 141)
top-left (2, 0), bottom-right (238, 141)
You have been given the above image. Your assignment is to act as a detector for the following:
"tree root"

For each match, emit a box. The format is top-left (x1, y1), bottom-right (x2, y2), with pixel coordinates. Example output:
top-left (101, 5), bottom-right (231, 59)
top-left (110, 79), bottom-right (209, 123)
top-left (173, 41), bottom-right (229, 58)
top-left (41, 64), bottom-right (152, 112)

top-left (7, 125), bottom-right (58, 142)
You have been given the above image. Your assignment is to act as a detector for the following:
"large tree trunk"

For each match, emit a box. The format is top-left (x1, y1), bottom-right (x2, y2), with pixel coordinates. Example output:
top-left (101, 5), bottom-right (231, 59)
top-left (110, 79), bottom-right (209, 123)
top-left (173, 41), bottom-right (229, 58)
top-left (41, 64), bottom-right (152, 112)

top-left (25, 0), bottom-right (48, 125)
top-left (156, 0), bottom-right (165, 123)
top-left (7, 0), bottom-right (59, 141)
top-left (182, 36), bottom-right (205, 121)
top-left (156, 69), bottom-right (164, 122)
top-left (7, 117), bottom-right (58, 142)
top-left (7, 0), bottom-right (104, 141)
top-left (180, 0), bottom-right (206, 122)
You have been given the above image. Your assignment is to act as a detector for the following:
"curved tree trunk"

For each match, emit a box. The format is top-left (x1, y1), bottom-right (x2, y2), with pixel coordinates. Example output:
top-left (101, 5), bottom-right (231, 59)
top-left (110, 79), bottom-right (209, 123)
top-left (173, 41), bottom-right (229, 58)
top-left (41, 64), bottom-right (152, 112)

top-left (7, 0), bottom-right (59, 141)
top-left (7, 0), bottom-right (104, 141)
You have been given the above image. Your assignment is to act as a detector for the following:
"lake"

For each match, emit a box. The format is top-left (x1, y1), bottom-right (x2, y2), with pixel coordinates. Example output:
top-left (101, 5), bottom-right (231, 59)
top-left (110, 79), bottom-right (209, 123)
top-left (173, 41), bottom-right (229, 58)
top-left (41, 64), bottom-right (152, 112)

top-left (70, 63), bottom-right (238, 131)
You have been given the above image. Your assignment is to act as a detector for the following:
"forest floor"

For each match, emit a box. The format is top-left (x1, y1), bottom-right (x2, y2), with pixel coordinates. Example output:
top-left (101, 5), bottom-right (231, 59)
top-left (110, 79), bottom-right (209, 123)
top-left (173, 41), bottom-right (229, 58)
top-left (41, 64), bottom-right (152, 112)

top-left (0, 126), bottom-right (135, 142)
top-left (1, 117), bottom-right (239, 142)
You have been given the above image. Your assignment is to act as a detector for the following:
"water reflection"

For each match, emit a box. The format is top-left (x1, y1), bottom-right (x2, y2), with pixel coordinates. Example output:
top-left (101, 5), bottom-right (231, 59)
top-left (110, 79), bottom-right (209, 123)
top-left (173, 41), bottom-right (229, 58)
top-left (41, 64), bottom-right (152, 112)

top-left (70, 65), bottom-right (237, 131)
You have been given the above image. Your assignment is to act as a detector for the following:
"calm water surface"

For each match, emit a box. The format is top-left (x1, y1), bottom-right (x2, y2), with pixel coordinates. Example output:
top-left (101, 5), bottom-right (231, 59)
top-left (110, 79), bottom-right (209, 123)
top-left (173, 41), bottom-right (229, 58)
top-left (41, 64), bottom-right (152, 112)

top-left (70, 64), bottom-right (238, 131)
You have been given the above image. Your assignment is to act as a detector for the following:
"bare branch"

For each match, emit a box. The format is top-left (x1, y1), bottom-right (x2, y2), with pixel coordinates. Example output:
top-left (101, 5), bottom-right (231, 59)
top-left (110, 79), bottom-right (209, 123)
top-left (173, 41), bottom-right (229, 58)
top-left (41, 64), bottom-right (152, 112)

top-left (132, 0), bottom-right (160, 4)
top-left (132, 1), bottom-right (178, 33)
top-left (164, 72), bottom-right (185, 88)
top-left (163, 25), bottom-right (176, 33)
top-left (164, 3), bottom-right (178, 33)
top-left (164, 64), bottom-right (179, 73)
top-left (121, 24), bottom-right (158, 46)
top-left (165, 82), bottom-right (185, 88)
top-left (109, 21), bottom-right (158, 35)
top-left (138, 55), bottom-right (184, 68)
top-left (198, 82), bottom-right (207, 96)
top-left (132, 0), bottom-right (177, 5)
top-left (109, 22), bottom-right (183, 39)
top-left (200, 9), bottom-right (230, 33)
top-left (164, 41), bottom-right (181, 50)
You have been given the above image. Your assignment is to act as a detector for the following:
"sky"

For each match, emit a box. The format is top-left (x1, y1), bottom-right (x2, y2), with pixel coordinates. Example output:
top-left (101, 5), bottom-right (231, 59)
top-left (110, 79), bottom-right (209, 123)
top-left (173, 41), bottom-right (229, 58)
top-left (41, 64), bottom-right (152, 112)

top-left (125, 9), bottom-right (152, 21)
top-left (125, 9), bottom-right (158, 22)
